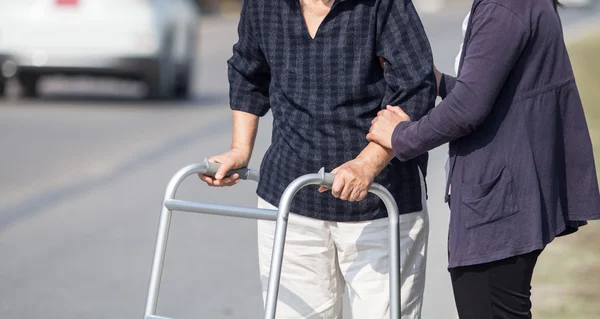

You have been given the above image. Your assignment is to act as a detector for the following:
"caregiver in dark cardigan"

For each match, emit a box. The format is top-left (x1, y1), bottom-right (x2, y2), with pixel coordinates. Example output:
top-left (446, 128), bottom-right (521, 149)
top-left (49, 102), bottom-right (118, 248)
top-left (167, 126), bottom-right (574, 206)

top-left (367, 0), bottom-right (600, 317)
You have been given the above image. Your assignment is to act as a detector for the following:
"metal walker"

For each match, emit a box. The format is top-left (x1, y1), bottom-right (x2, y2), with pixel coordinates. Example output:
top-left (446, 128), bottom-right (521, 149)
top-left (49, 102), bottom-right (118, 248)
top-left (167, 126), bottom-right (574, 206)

top-left (143, 159), bottom-right (401, 319)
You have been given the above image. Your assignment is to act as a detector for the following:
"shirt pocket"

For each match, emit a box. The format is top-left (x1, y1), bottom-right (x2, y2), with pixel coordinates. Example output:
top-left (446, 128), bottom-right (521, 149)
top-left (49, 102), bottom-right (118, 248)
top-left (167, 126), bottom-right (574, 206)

top-left (460, 166), bottom-right (519, 230)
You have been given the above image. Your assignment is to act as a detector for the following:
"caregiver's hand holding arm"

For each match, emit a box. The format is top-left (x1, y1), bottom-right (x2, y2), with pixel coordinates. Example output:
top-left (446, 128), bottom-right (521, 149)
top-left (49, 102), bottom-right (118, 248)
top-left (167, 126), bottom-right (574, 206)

top-left (368, 63), bottom-right (442, 150)
top-left (367, 105), bottom-right (411, 150)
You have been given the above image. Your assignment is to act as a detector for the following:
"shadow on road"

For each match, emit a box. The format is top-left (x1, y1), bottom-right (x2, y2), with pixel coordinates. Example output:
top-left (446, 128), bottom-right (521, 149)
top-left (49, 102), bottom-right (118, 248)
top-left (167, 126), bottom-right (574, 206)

top-left (0, 76), bottom-right (229, 110)
top-left (36, 92), bottom-right (226, 107)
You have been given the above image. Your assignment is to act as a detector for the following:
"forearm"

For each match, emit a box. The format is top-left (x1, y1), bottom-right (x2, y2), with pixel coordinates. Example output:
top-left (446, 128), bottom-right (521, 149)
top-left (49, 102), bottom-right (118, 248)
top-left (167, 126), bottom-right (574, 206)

top-left (356, 142), bottom-right (395, 175)
top-left (231, 110), bottom-right (260, 159)
top-left (391, 98), bottom-right (464, 161)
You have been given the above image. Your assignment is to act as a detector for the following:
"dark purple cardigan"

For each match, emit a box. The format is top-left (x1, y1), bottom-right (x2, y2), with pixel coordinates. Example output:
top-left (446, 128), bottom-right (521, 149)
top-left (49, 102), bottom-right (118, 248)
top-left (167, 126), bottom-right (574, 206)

top-left (392, 0), bottom-right (600, 268)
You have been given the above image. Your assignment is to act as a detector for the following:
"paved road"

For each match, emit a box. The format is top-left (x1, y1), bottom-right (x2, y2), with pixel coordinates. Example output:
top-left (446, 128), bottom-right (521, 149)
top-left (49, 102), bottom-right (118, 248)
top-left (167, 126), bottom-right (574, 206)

top-left (0, 3), bottom-right (597, 319)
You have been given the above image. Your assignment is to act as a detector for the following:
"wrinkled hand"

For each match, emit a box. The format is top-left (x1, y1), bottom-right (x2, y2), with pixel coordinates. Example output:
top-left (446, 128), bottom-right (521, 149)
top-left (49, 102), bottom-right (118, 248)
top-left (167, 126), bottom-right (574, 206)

top-left (198, 148), bottom-right (251, 187)
top-left (366, 105), bottom-right (411, 150)
top-left (318, 157), bottom-right (377, 202)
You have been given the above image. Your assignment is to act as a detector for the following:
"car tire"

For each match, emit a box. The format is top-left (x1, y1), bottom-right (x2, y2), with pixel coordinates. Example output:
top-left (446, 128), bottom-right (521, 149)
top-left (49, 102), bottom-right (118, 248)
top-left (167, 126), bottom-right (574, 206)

top-left (20, 74), bottom-right (39, 98)
top-left (173, 65), bottom-right (191, 99)
top-left (145, 75), bottom-right (168, 100)
top-left (0, 80), bottom-right (5, 97)
top-left (174, 31), bottom-right (197, 100)
top-left (145, 37), bottom-right (176, 100)
top-left (173, 56), bottom-right (195, 99)
top-left (145, 59), bottom-right (176, 100)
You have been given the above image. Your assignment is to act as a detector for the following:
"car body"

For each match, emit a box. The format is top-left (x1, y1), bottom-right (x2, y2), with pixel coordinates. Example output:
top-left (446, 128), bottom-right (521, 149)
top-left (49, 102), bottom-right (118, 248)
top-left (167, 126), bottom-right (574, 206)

top-left (0, 0), bottom-right (199, 99)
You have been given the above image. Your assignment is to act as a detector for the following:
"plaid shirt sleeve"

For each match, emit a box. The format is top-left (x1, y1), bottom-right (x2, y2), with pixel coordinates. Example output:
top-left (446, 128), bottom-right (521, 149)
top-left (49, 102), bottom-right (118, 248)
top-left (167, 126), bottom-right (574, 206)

top-left (227, 1), bottom-right (271, 117)
top-left (376, 0), bottom-right (437, 120)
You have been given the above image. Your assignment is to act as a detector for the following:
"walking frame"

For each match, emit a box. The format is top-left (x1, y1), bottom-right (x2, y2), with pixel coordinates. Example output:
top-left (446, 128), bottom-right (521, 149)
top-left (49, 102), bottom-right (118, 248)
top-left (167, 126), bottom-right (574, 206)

top-left (143, 158), bottom-right (401, 319)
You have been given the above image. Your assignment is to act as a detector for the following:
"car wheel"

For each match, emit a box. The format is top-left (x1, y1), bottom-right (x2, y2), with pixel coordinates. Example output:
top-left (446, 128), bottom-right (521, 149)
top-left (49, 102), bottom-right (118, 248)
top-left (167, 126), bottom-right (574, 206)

top-left (145, 34), bottom-right (177, 100)
top-left (174, 32), bottom-right (197, 100)
top-left (0, 80), bottom-right (5, 97)
top-left (20, 74), bottom-right (39, 98)
top-left (173, 65), bottom-right (191, 99)
top-left (174, 55), bottom-right (195, 99)
top-left (145, 58), bottom-right (176, 100)
top-left (145, 76), bottom-right (165, 100)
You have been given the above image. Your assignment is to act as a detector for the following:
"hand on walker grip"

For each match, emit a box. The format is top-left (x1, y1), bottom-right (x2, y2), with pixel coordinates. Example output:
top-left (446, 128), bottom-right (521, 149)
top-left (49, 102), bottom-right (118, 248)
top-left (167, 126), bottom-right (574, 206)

top-left (198, 149), bottom-right (251, 187)
top-left (318, 158), bottom-right (376, 202)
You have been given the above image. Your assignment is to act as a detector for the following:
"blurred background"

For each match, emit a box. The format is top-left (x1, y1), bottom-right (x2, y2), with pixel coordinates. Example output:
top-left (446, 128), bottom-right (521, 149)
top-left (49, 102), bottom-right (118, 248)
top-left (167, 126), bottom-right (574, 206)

top-left (0, 0), bottom-right (598, 318)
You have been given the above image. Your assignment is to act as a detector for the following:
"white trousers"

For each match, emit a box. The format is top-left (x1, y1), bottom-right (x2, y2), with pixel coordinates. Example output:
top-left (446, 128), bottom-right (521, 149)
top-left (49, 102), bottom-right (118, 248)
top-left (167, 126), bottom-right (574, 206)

top-left (257, 180), bottom-right (429, 318)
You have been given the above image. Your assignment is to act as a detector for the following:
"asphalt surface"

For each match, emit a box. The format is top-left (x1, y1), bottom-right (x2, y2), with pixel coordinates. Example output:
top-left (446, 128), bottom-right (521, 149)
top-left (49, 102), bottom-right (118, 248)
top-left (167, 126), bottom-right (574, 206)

top-left (0, 3), bottom-right (598, 319)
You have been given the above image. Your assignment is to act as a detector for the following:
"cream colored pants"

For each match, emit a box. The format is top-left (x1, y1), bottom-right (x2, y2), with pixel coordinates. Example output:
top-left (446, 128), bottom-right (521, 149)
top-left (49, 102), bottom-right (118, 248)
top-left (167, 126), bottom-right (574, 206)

top-left (257, 180), bottom-right (429, 319)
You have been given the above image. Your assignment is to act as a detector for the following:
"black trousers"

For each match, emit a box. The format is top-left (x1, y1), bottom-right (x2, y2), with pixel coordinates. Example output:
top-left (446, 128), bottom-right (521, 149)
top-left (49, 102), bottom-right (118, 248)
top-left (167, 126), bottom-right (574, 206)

top-left (450, 250), bottom-right (542, 319)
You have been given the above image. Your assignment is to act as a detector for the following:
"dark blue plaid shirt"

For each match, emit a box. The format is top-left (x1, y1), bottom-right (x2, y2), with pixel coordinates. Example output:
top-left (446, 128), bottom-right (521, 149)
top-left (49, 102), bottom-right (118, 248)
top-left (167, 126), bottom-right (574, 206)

top-left (228, 0), bottom-right (436, 221)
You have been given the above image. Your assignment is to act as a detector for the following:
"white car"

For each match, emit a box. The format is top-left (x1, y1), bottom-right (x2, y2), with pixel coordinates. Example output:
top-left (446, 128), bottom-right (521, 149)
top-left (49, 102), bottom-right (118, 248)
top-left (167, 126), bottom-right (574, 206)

top-left (0, 0), bottom-right (199, 99)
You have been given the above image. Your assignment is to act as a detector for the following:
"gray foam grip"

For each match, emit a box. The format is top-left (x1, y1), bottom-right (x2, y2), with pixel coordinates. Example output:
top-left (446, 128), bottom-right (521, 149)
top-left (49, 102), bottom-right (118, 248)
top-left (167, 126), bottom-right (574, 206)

top-left (202, 159), bottom-right (250, 180)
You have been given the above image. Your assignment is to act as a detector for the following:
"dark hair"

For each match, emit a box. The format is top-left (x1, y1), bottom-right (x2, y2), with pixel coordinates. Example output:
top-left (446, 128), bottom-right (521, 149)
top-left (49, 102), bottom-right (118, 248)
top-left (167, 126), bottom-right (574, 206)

top-left (554, 0), bottom-right (562, 10)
